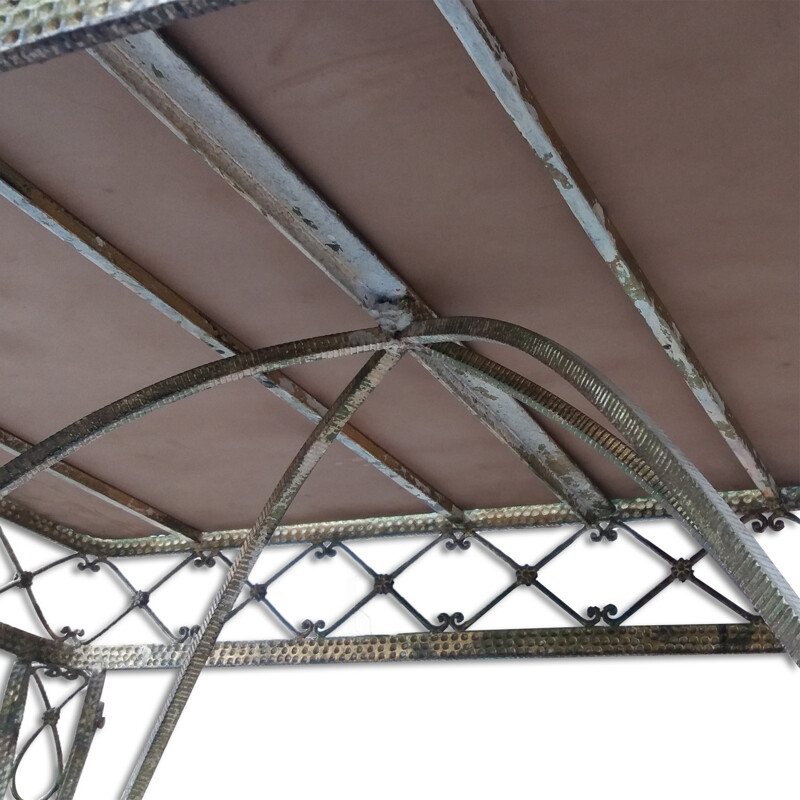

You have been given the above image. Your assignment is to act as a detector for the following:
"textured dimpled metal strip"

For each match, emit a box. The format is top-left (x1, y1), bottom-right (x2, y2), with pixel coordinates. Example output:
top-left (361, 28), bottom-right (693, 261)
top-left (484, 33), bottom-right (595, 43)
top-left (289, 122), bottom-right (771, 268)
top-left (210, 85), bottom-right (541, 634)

top-left (0, 484), bottom-right (795, 558)
top-left (63, 623), bottom-right (781, 670)
top-left (0, 0), bottom-right (247, 71)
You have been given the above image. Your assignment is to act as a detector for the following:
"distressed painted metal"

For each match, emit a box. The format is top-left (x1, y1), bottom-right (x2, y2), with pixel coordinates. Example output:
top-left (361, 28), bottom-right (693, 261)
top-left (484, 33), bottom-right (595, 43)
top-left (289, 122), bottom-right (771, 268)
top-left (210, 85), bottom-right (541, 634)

top-left (90, 31), bottom-right (614, 525)
top-left (56, 670), bottom-right (106, 800)
top-left (0, 0), bottom-right (249, 72)
top-left (121, 350), bottom-right (401, 799)
top-left (0, 661), bottom-right (30, 796)
top-left (0, 318), bottom-right (797, 664)
top-left (0, 158), bottom-right (462, 521)
top-left (414, 350), bottom-right (614, 521)
top-left (0, 426), bottom-right (202, 541)
top-left (434, 0), bottom-right (779, 503)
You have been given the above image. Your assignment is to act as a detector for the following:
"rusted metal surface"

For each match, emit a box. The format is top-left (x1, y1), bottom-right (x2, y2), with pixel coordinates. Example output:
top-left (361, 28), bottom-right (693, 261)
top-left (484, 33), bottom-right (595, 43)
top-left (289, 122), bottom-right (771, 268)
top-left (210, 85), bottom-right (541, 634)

top-left (0, 660), bottom-right (30, 796)
top-left (0, 426), bottom-right (202, 541)
top-left (121, 350), bottom-right (401, 799)
top-left (434, 0), bottom-right (780, 504)
top-left (0, 0), bottom-right (249, 72)
top-left (64, 623), bottom-right (782, 670)
top-left (56, 670), bottom-right (106, 800)
top-left (0, 158), bottom-right (462, 521)
top-left (90, 31), bottom-right (615, 525)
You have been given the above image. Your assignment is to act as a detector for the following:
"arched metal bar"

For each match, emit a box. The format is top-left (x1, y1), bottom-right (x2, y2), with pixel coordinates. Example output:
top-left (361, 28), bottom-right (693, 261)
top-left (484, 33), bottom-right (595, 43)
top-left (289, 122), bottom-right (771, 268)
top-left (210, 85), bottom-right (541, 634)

top-left (0, 661), bottom-right (31, 796)
top-left (1, 318), bottom-right (797, 664)
top-left (0, 329), bottom-right (395, 499)
top-left (121, 350), bottom-right (402, 799)
top-left (0, 324), bottom-right (652, 506)
top-left (401, 317), bottom-right (800, 663)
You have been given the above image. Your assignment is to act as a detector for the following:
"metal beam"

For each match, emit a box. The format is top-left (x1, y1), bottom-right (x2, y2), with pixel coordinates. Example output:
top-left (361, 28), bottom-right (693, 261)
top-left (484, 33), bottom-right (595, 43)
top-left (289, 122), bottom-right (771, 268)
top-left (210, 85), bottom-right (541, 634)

top-left (56, 670), bottom-right (106, 800)
top-left (405, 316), bottom-right (800, 663)
top-left (0, 328), bottom-right (397, 500)
top-left (0, 660), bottom-right (30, 796)
top-left (0, 157), bottom-right (461, 521)
top-left (1, 314), bottom-right (795, 661)
top-left (434, 0), bottom-right (780, 504)
top-left (90, 32), bottom-right (614, 525)
top-left (64, 623), bottom-right (783, 670)
top-left (0, 0), bottom-right (249, 72)
top-left (121, 349), bottom-right (401, 799)
top-left (0, 619), bottom-right (70, 664)
top-left (0, 427), bottom-right (202, 540)
top-left (3, 486), bottom-right (794, 560)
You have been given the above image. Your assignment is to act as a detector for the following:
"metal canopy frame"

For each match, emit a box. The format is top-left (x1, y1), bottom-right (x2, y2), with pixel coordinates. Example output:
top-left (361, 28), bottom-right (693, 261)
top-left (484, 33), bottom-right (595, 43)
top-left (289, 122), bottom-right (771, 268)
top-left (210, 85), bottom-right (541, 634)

top-left (0, 1), bottom-right (797, 797)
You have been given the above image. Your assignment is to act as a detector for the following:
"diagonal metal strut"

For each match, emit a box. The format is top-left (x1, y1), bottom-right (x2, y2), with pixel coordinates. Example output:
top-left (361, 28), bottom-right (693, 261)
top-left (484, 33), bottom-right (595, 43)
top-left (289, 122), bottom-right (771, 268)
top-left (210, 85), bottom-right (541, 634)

top-left (90, 32), bottom-right (614, 525)
top-left (433, 0), bottom-right (780, 504)
top-left (0, 157), bottom-right (461, 521)
top-left (120, 348), bottom-right (402, 798)
top-left (0, 426), bottom-right (202, 540)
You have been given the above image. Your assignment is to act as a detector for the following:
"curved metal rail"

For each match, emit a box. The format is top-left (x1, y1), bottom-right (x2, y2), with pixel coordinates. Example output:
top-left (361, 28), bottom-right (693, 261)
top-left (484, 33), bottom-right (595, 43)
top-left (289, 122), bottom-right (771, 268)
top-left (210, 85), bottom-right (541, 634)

top-left (1, 317), bottom-right (797, 667)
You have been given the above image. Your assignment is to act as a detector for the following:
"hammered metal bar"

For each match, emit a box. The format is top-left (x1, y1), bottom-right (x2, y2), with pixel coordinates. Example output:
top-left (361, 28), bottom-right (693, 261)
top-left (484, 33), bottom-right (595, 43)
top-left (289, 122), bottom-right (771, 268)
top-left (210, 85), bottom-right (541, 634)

top-left (0, 621), bottom-right (66, 664)
top-left (0, 426), bottom-right (201, 540)
top-left (0, 0), bottom-right (249, 72)
top-left (56, 670), bottom-right (106, 800)
top-left (63, 623), bottom-right (781, 669)
top-left (1, 317), bottom-right (796, 662)
top-left (0, 158), bottom-right (461, 520)
top-left (404, 317), bottom-right (800, 662)
top-left (0, 328), bottom-right (395, 499)
top-left (3, 486), bottom-right (794, 558)
top-left (0, 660), bottom-right (30, 796)
top-left (121, 350), bottom-right (401, 799)
top-left (91, 32), bottom-right (614, 525)
top-left (434, 0), bottom-right (779, 503)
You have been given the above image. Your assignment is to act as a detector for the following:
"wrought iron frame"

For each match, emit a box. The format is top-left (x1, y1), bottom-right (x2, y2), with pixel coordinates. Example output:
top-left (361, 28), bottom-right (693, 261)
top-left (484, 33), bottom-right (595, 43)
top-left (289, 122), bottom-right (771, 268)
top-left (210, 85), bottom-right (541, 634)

top-left (0, 1), bottom-right (798, 797)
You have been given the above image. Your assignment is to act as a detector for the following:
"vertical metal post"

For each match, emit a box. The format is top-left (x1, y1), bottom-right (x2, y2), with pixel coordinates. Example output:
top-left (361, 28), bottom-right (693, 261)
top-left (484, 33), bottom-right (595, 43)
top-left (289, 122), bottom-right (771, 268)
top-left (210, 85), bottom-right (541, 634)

top-left (0, 660), bottom-right (31, 795)
top-left (56, 670), bottom-right (106, 800)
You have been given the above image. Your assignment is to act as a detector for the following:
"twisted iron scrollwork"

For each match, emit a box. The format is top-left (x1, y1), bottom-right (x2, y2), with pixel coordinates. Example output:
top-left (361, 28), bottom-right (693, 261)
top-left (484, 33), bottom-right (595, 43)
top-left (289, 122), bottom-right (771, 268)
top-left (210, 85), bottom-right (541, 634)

top-left (76, 556), bottom-right (103, 573)
top-left (177, 625), bottom-right (201, 643)
top-left (2, 509), bottom-right (785, 650)
top-left (193, 550), bottom-right (219, 568)
top-left (435, 612), bottom-right (465, 632)
top-left (589, 522), bottom-right (619, 542)
top-left (443, 531), bottom-right (471, 551)
top-left (586, 604), bottom-right (619, 626)
top-left (740, 509), bottom-right (799, 533)
top-left (314, 542), bottom-right (338, 559)
top-left (299, 619), bottom-right (325, 638)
